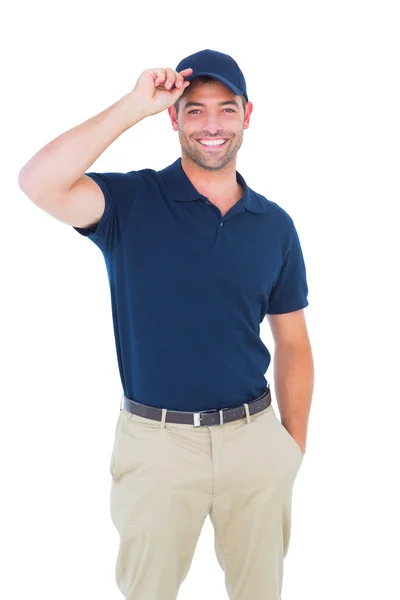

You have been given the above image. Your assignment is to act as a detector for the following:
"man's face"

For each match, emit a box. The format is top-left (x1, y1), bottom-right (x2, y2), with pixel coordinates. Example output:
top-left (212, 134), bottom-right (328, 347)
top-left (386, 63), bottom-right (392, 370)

top-left (169, 80), bottom-right (253, 172)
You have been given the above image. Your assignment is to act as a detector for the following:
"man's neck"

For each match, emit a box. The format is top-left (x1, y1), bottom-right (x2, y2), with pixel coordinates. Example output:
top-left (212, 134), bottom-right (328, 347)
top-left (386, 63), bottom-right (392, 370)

top-left (181, 155), bottom-right (241, 204)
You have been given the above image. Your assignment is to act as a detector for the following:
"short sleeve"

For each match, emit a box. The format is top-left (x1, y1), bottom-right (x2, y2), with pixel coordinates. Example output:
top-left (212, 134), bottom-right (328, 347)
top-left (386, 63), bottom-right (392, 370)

top-left (267, 221), bottom-right (309, 314)
top-left (72, 171), bottom-right (140, 255)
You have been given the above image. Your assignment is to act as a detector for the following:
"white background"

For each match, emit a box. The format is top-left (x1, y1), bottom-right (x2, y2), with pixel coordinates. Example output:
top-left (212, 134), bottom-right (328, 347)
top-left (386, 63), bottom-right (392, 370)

top-left (3, 0), bottom-right (399, 598)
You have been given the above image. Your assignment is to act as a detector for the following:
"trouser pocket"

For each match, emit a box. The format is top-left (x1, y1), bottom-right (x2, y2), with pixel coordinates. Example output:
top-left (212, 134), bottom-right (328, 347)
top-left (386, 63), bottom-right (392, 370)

top-left (273, 409), bottom-right (304, 463)
top-left (110, 410), bottom-right (125, 479)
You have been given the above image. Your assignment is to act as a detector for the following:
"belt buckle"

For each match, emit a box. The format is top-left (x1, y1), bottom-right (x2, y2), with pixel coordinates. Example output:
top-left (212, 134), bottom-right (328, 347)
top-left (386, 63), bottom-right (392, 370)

top-left (193, 412), bottom-right (202, 427)
top-left (193, 409), bottom-right (225, 427)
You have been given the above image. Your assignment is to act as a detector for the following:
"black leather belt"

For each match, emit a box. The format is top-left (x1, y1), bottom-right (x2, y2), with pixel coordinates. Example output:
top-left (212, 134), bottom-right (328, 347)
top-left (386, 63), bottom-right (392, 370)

top-left (121, 386), bottom-right (271, 427)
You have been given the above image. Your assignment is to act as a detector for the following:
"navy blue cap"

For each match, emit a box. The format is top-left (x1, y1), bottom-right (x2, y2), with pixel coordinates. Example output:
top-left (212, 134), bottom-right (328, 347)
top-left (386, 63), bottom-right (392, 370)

top-left (175, 49), bottom-right (248, 102)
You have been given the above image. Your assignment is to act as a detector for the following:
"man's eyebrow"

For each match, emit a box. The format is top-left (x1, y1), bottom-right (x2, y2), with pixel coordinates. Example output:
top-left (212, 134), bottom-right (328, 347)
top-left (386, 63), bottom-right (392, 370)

top-left (183, 100), bottom-right (240, 109)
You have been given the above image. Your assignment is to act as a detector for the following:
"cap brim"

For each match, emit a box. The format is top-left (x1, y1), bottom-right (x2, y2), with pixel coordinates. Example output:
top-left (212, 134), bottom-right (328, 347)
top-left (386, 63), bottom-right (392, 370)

top-left (184, 72), bottom-right (247, 101)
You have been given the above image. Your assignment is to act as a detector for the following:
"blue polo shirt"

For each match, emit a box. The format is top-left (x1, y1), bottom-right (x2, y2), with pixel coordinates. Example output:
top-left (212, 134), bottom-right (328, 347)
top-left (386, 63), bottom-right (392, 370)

top-left (73, 157), bottom-right (309, 412)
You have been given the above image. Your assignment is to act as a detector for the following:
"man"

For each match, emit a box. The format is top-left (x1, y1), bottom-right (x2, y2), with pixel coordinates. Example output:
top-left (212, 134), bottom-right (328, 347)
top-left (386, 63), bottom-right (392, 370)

top-left (18, 49), bottom-right (314, 600)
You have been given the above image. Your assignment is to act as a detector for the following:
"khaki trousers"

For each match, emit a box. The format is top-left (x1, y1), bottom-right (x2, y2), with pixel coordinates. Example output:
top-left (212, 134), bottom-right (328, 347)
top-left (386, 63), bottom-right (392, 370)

top-left (109, 398), bottom-right (304, 599)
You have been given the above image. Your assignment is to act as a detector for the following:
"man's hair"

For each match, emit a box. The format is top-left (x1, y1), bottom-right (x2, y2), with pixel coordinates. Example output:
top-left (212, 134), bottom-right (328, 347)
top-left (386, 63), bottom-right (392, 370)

top-left (174, 75), bottom-right (248, 115)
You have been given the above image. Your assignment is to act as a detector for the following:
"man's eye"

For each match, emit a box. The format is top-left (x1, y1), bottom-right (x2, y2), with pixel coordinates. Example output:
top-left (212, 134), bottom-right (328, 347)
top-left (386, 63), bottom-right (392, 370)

top-left (188, 108), bottom-right (235, 114)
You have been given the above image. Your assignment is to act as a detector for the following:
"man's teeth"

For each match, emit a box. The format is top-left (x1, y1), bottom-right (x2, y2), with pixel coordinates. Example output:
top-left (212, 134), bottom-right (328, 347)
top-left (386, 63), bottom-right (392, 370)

top-left (198, 139), bottom-right (227, 146)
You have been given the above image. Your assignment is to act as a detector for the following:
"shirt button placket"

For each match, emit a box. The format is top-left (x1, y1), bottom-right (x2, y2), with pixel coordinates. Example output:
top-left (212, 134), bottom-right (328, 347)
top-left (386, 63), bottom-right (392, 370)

top-left (214, 220), bottom-right (224, 244)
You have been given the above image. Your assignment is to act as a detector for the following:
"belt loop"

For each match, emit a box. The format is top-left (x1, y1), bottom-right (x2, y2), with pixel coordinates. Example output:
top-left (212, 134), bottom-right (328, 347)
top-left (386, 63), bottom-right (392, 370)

top-left (120, 393), bottom-right (124, 411)
top-left (160, 408), bottom-right (167, 428)
top-left (243, 402), bottom-right (252, 424)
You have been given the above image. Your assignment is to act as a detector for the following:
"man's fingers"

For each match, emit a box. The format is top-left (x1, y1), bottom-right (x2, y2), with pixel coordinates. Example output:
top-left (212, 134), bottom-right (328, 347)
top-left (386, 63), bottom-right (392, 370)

top-left (154, 66), bottom-right (193, 90)
top-left (170, 80), bottom-right (190, 99)
top-left (153, 68), bottom-right (165, 86)
top-left (163, 68), bottom-right (177, 89)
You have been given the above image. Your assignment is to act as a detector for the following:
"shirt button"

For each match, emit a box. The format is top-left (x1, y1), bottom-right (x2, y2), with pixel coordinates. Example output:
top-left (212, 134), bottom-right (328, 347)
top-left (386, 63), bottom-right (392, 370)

top-left (220, 222), bottom-right (224, 227)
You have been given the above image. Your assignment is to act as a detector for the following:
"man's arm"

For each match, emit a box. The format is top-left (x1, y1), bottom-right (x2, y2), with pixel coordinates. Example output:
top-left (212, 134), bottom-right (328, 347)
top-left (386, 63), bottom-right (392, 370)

top-left (267, 309), bottom-right (314, 454)
top-left (17, 93), bottom-right (145, 228)
top-left (17, 67), bottom-right (191, 228)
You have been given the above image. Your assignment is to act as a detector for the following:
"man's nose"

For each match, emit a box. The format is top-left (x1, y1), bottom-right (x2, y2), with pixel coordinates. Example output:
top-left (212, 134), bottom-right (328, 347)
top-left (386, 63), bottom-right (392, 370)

top-left (201, 114), bottom-right (222, 133)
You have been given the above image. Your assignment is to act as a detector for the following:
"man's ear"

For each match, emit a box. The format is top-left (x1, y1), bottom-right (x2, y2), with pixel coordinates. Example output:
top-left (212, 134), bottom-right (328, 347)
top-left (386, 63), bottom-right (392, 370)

top-left (243, 101), bottom-right (254, 130)
top-left (168, 106), bottom-right (179, 131)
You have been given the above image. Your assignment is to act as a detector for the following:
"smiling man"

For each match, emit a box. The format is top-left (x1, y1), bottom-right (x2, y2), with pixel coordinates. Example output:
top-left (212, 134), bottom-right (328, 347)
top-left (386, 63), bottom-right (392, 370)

top-left (171, 77), bottom-right (250, 217)
top-left (18, 48), bottom-right (314, 600)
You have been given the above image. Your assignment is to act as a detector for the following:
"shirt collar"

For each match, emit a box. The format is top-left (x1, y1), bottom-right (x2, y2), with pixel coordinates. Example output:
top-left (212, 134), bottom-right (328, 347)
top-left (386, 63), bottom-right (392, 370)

top-left (159, 158), bottom-right (267, 214)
